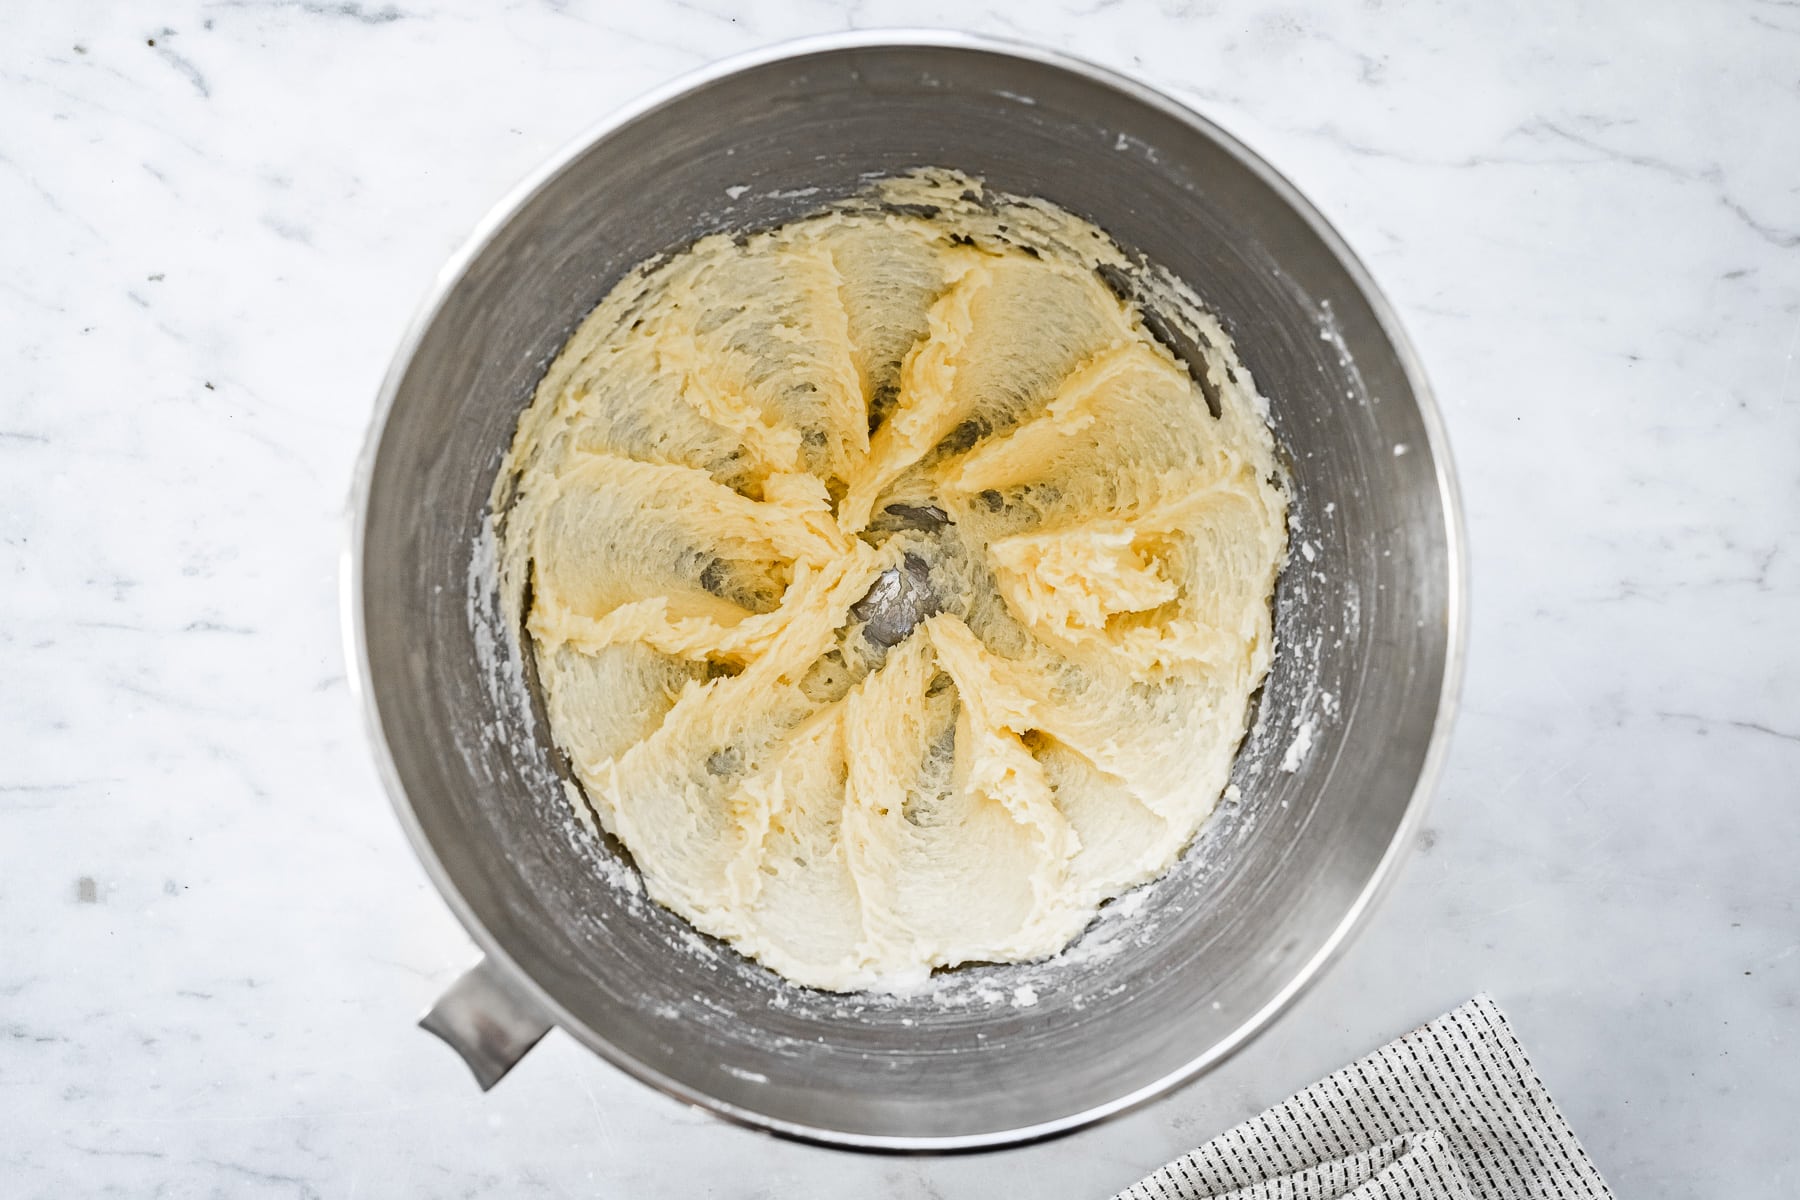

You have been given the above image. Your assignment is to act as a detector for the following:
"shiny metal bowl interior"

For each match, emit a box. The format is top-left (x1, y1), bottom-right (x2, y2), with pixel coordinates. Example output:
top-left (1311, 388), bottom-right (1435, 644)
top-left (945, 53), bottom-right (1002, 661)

top-left (350, 33), bottom-right (1464, 1152)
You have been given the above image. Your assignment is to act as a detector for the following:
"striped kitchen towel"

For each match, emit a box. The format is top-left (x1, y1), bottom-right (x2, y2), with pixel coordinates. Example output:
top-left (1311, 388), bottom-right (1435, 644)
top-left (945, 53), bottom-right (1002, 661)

top-left (1117, 996), bottom-right (1614, 1200)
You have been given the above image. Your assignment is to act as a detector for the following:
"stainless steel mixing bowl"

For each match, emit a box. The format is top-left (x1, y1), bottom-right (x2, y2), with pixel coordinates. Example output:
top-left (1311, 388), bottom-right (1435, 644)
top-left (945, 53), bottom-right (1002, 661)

top-left (347, 31), bottom-right (1465, 1152)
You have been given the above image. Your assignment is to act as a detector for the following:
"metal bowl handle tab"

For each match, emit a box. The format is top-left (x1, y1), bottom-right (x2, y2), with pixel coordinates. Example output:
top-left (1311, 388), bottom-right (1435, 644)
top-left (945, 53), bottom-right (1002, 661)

top-left (419, 958), bottom-right (554, 1090)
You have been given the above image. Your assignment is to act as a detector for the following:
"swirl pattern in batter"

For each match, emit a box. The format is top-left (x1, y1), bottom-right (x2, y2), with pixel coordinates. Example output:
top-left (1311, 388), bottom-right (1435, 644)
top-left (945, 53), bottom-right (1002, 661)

top-left (495, 172), bottom-right (1287, 991)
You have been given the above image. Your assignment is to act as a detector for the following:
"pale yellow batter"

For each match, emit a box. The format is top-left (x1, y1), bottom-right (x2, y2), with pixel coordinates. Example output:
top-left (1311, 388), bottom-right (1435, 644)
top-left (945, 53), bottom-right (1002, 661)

top-left (495, 172), bottom-right (1287, 991)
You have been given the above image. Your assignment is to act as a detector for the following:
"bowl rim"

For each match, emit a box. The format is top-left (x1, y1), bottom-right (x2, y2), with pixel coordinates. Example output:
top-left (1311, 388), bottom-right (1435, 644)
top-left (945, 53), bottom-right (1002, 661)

top-left (343, 27), bottom-right (1469, 1154)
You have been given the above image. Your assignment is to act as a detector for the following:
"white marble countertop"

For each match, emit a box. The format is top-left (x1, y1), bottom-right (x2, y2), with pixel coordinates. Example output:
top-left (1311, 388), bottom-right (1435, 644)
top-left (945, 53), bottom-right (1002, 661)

top-left (6, 1), bottom-right (1797, 1195)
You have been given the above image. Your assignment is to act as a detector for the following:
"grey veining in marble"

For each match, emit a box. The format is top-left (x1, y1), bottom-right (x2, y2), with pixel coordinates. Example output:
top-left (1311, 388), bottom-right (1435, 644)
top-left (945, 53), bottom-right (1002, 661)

top-left (3, 1), bottom-right (1796, 1195)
